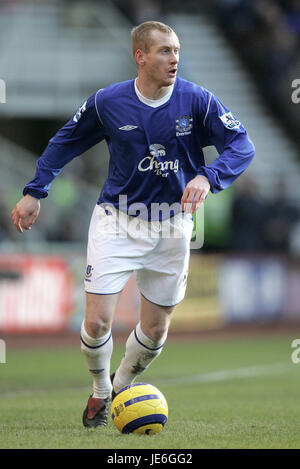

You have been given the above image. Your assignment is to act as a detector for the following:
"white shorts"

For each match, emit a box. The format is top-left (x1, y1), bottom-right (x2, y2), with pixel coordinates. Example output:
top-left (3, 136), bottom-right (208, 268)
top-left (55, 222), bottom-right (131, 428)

top-left (84, 204), bottom-right (194, 306)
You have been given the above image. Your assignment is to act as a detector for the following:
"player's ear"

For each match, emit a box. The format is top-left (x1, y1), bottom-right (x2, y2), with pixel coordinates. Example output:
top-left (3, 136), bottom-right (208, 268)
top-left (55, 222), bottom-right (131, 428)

top-left (135, 49), bottom-right (146, 66)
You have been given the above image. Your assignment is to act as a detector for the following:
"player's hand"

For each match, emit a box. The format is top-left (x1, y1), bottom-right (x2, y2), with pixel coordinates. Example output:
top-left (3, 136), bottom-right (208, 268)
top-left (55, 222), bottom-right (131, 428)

top-left (11, 194), bottom-right (41, 233)
top-left (181, 175), bottom-right (210, 214)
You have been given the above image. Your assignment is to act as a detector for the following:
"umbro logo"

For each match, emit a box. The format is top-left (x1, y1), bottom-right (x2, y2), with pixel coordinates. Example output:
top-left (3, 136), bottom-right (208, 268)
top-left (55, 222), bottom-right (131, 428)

top-left (118, 125), bottom-right (138, 131)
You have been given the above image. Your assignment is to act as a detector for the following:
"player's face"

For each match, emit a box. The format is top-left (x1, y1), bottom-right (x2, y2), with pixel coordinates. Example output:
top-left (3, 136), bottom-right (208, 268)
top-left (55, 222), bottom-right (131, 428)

top-left (143, 31), bottom-right (180, 87)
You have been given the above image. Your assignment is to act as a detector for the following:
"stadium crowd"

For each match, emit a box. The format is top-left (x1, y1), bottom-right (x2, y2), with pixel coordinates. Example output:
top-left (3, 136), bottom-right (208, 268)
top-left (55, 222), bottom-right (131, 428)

top-left (229, 176), bottom-right (299, 252)
top-left (214, 0), bottom-right (300, 144)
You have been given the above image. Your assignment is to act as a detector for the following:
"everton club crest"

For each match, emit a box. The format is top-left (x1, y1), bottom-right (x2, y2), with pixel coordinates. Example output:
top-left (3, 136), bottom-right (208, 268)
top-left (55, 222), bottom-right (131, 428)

top-left (176, 115), bottom-right (193, 136)
top-left (85, 264), bottom-right (93, 279)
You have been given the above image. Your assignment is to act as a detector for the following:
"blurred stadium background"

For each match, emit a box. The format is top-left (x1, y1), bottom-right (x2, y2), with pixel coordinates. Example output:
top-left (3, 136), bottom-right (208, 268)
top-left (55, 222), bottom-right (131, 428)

top-left (1, 0), bottom-right (300, 340)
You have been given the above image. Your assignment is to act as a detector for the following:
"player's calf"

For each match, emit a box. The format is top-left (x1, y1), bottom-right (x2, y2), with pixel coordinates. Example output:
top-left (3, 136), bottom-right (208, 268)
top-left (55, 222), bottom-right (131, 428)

top-left (112, 322), bottom-right (167, 394)
top-left (80, 321), bottom-right (113, 399)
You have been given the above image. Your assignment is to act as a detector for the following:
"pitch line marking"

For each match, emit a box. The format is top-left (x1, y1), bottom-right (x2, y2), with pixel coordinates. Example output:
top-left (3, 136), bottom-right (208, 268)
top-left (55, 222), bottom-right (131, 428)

top-left (0, 362), bottom-right (291, 399)
top-left (158, 362), bottom-right (290, 386)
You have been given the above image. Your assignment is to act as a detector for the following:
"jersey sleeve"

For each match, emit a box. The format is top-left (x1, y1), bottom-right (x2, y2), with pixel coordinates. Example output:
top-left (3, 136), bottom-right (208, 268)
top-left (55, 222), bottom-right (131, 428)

top-left (23, 91), bottom-right (105, 199)
top-left (198, 91), bottom-right (255, 193)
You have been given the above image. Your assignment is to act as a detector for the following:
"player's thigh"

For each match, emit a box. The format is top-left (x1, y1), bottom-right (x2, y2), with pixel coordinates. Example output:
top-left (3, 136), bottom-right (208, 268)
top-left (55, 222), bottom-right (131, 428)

top-left (139, 294), bottom-right (176, 342)
top-left (136, 212), bottom-right (193, 307)
top-left (85, 291), bottom-right (121, 337)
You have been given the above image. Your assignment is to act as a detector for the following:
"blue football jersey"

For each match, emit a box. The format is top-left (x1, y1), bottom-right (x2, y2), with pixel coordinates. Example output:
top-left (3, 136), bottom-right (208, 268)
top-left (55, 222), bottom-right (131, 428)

top-left (23, 77), bottom-right (255, 220)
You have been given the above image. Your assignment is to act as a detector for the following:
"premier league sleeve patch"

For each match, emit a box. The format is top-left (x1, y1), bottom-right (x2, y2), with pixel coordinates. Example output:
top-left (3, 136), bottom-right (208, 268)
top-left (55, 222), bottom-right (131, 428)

top-left (219, 112), bottom-right (241, 130)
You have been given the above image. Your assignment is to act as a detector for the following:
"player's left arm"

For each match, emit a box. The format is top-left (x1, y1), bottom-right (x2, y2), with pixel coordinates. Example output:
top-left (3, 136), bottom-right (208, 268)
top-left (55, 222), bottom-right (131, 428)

top-left (180, 174), bottom-right (210, 214)
top-left (196, 92), bottom-right (255, 194)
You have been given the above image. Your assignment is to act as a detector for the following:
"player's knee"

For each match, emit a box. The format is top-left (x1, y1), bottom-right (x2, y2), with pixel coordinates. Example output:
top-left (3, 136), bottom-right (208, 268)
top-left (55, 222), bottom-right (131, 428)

top-left (85, 317), bottom-right (111, 338)
top-left (144, 324), bottom-right (168, 344)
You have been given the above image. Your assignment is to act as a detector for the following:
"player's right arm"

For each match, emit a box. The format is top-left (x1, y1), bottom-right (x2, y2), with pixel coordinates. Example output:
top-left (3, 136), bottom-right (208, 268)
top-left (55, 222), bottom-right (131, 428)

top-left (11, 91), bottom-right (105, 233)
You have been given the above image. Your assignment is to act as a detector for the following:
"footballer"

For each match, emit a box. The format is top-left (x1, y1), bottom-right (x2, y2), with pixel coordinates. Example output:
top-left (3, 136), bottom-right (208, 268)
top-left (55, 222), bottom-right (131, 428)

top-left (12, 21), bottom-right (255, 428)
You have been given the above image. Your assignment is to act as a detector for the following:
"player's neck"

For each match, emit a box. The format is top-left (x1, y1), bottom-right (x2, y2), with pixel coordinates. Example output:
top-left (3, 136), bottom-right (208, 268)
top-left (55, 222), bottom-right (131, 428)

top-left (136, 77), bottom-right (172, 101)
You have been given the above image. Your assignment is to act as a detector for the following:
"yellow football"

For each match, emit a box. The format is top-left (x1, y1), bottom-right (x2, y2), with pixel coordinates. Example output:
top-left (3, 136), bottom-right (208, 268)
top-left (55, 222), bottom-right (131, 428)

top-left (111, 382), bottom-right (168, 435)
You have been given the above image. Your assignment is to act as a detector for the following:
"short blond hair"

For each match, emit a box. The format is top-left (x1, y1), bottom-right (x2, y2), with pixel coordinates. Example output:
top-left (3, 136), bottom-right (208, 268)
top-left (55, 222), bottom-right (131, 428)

top-left (131, 21), bottom-right (176, 56)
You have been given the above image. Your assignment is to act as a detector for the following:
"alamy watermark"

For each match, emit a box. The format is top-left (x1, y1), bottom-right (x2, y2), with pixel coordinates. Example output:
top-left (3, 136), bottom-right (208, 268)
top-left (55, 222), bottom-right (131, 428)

top-left (291, 339), bottom-right (300, 364)
top-left (0, 339), bottom-right (6, 363)
top-left (291, 79), bottom-right (300, 104)
top-left (98, 195), bottom-right (204, 249)
top-left (0, 79), bottom-right (6, 103)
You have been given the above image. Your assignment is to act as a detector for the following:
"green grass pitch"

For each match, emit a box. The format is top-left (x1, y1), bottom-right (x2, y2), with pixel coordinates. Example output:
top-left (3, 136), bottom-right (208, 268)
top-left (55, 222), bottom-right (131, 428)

top-left (0, 334), bottom-right (300, 449)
